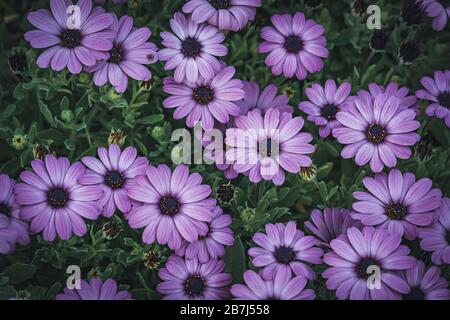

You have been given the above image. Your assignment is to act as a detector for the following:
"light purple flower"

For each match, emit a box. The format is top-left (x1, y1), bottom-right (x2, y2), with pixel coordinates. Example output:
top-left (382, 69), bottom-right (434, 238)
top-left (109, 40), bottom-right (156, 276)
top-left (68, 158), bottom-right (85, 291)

top-left (25, 0), bottom-right (114, 74)
top-left (86, 14), bottom-right (158, 93)
top-left (333, 93), bottom-right (421, 173)
top-left (79, 144), bottom-right (148, 217)
top-left (248, 221), bottom-right (323, 280)
top-left (400, 260), bottom-right (450, 300)
top-left (15, 155), bottom-right (103, 241)
top-left (159, 12), bottom-right (228, 83)
top-left (163, 66), bottom-right (245, 130)
top-left (299, 80), bottom-right (353, 138)
top-left (420, 0), bottom-right (450, 31)
top-left (56, 277), bottom-right (132, 300)
top-left (157, 255), bottom-right (231, 300)
top-left (231, 269), bottom-right (315, 300)
top-left (182, 0), bottom-right (262, 31)
top-left (322, 226), bottom-right (416, 300)
top-left (415, 70), bottom-right (450, 128)
top-left (175, 206), bottom-right (234, 263)
top-left (304, 208), bottom-right (361, 248)
top-left (352, 169), bottom-right (442, 240)
top-left (226, 108), bottom-right (315, 185)
top-left (126, 164), bottom-right (215, 250)
top-left (418, 197), bottom-right (450, 265)
top-left (259, 12), bottom-right (328, 80)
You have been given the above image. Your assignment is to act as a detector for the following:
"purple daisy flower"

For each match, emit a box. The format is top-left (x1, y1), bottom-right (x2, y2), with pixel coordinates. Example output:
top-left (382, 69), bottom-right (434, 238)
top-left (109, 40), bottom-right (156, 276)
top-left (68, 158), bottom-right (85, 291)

top-left (159, 12), bottom-right (228, 83)
top-left (333, 94), bottom-right (421, 173)
top-left (126, 164), bottom-right (215, 250)
top-left (259, 12), bottom-right (328, 80)
top-left (15, 155), bottom-right (103, 241)
top-left (25, 0), bottom-right (115, 74)
top-left (322, 226), bottom-right (416, 300)
top-left (157, 255), bottom-right (231, 300)
top-left (352, 169), bottom-right (442, 240)
top-left (304, 208), bottom-right (361, 248)
top-left (182, 0), bottom-right (262, 31)
top-left (400, 260), bottom-right (450, 300)
top-left (299, 80), bottom-right (353, 138)
top-left (418, 197), bottom-right (450, 265)
top-left (231, 269), bottom-right (315, 300)
top-left (248, 221), bottom-right (323, 280)
top-left (79, 144), bottom-right (149, 217)
top-left (162, 66), bottom-right (245, 130)
top-left (420, 0), bottom-right (449, 31)
top-left (415, 70), bottom-right (450, 128)
top-left (56, 277), bottom-right (132, 300)
top-left (226, 108), bottom-right (315, 185)
top-left (86, 14), bottom-right (158, 93)
top-left (175, 206), bottom-right (234, 263)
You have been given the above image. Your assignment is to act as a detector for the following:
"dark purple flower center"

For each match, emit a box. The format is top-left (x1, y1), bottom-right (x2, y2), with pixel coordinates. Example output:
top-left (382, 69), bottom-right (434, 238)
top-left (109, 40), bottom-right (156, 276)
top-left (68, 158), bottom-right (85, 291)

top-left (184, 275), bottom-right (205, 295)
top-left (181, 37), bottom-right (202, 58)
top-left (0, 203), bottom-right (11, 216)
top-left (193, 86), bottom-right (214, 105)
top-left (216, 184), bottom-right (234, 203)
top-left (8, 51), bottom-right (27, 74)
top-left (402, 0), bottom-right (425, 26)
top-left (284, 35), bottom-right (303, 53)
top-left (403, 287), bottom-right (425, 300)
top-left (353, 0), bottom-right (369, 16)
top-left (274, 246), bottom-right (295, 264)
top-left (105, 171), bottom-right (125, 190)
top-left (370, 30), bottom-right (389, 52)
top-left (159, 195), bottom-right (180, 215)
top-left (108, 45), bottom-right (124, 64)
top-left (258, 138), bottom-right (279, 158)
top-left (385, 202), bottom-right (407, 220)
top-left (438, 92), bottom-right (450, 109)
top-left (400, 40), bottom-right (420, 64)
top-left (446, 231), bottom-right (450, 245)
top-left (209, 0), bottom-right (229, 9)
top-left (60, 29), bottom-right (82, 48)
top-left (366, 124), bottom-right (386, 144)
top-left (321, 104), bottom-right (339, 120)
top-left (47, 188), bottom-right (68, 208)
top-left (356, 258), bottom-right (379, 279)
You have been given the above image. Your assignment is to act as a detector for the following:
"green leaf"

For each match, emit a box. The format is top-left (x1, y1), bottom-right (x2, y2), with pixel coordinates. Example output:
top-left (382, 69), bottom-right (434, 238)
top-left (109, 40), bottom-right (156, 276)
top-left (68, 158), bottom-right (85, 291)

top-left (223, 236), bottom-right (246, 283)
top-left (38, 101), bottom-right (56, 127)
top-left (3, 263), bottom-right (37, 285)
top-left (136, 114), bottom-right (164, 125)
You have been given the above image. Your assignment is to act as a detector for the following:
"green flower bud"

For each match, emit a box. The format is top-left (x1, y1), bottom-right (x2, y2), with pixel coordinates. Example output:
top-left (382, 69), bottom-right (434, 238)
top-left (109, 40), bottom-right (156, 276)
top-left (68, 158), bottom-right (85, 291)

top-left (61, 109), bottom-right (74, 123)
top-left (143, 249), bottom-right (163, 270)
top-left (11, 134), bottom-right (27, 150)
top-left (240, 207), bottom-right (256, 225)
top-left (102, 220), bottom-right (122, 240)
top-left (152, 126), bottom-right (165, 140)
top-left (299, 164), bottom-right (317, 181)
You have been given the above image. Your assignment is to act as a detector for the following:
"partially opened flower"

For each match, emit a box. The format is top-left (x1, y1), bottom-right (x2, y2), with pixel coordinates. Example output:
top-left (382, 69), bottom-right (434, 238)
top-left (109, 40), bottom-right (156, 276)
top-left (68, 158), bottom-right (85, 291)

top-left (157, 255), bottom-right (231, 300)
top-left (86, 14), bottom-right (158, 93)
top-left (25, 0), bottom-right (114, 74)
top-left (231, 269), bottom-right (315, 300)
top-left (56, 278), bottom-right (132, 300)
top-left (259, 12), bottom-right (328, 80)
top-left (79, 144), bottom-right (149, 217)
top-left (182, 0), bottom-right (262, 31)
top-left (415, 70), bottom-right (450, 127)
top-left (420, 0), bottom-right (449, 31)
top-left (159, 12), bottom-right (228, 83)
top-left (248, 221), bottom-right (323, 280)
top-left (126, 164), bottom-right (215, 250)
top-left (333, 93), bottom-right (421, 173)
top-left (352, 169), bottom-right (442, 240)
top-left (418, 197), bottom-right (450, 265)
top-left (299, 80), bottom-right (353, 138)
top-left (15, 155), bottom-right (103, 241)
top-left (323, 226), bottom-right (416, 300)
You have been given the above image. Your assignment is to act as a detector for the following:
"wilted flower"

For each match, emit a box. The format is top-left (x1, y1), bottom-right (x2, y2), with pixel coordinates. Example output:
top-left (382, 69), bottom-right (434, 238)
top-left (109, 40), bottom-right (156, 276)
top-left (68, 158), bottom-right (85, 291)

top-left (108, 128), bottom-right (127, 146)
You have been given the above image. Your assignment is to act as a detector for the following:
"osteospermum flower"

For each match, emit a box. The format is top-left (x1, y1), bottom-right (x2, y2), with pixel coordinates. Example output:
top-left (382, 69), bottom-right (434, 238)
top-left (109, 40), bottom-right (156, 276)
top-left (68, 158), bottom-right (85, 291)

top-left (24, 0), bottom-right (114, 74)
top-left (175, 206), bottom-right (234, 263)
top-left (182, 0), bottom-right (262, 31)
top-left (157, 255), bottom-right (231, 300)
top-left (322, 226), bottom-right (416, 300)
top-left (231, 269), bottom-right (315, 300)
top-left (86, 14), bottom-right (158, 93)
top-left (259, 12), bottom-right (328, 80)
top-left (400, 260), bottom-right (450, 300)
top-left (126, 164), bottom-right (215, 250)
top-left (420, 0), bottom-right (449, 31)
top-left (299, 80), bottom-right (353, 138)
top-left (418, 197), bottom-right (450, 265)
top-left (162, 66), bottom-right (245, 130)
top-left (79, 144), bottom-right (149, 217)
top-left (304, 208), bottom-right (361, 248)
top-left (226, 108), bottom-right (315, 185)
top-left (248, 221), bottom-right (323, 280)
top-left (415, 70), bottom-right (450, 127)
top-left (56, 278), bottom-right (132, 300)
top-left (333, 94), bottom-right (421, 173)
top-left (15, 155), bottom-right (103, 241)
top-left (352, 169), bottom-right (442, 240)
top-left (159, 12), bottom-right (228, 83)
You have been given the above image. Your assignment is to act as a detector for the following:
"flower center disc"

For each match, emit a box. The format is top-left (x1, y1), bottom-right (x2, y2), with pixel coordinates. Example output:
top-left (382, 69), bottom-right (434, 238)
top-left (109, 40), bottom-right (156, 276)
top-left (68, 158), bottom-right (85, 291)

top-left (47, 188), bottom-right (68, 208)
top-left (105, 171), bottom-right (125, 190)
top-left (366, 124), bottom-right (386, 144)
top-left (60, 29), bottom-right (82, 48)
top-left (274, 246), bottom-right (295, 264)
top-left (284, 35), bottom-right (303, 53)
top-left (159, 195), bottom-right (180, 215)
top-left (209, 0), bottom-right (229, 9)
top-left (193, 86), bottom-right (214, 105)
top-left (181, 37), bottom-right (202, 58)
top-left (356, 258), bottom-right (379, 279)
top-left (438, 92), bottom-right (450, 109)
top-left (321, 104), bottom-right (339, 120)
top-left (0, 203), bottom-right (11, 216)
top-left (108, 45), bottom-right (124, 63)
top-left (184, 275), bottom-right (205, 296)
top-left (385, 202), bottom-right (407, 220)
top-left (404, 287), bottom-right (425, 300)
